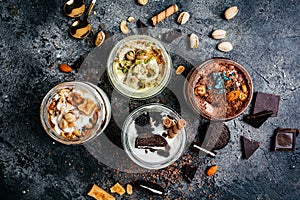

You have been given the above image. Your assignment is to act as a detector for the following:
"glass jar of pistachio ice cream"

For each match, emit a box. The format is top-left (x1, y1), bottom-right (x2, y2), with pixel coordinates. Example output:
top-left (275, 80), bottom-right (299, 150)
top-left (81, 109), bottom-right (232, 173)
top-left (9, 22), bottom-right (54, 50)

top-left (107, 35), bottom-right (172, 99)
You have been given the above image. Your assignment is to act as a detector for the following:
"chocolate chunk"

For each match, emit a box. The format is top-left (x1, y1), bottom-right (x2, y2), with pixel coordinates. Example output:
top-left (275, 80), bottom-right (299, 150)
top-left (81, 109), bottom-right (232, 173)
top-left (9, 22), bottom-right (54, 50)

top-left (183, 165), bottom-right (198, 183)
top-left (274, 128), bottom-right (297, 151)
top-left (241, 136), bottom-right (260, 159)
top-left (136, 19), bottom-right (148, 34)
top-left (253, 92), bottom-right (280, 117)
top-left (133, 180), bottom-right (164, 196)
top-left (161, 29), bottom-right (182, 44)
top-left (201, 123), bottom-right (231, 150)
top-left (244, 110), bottom-right (273, 128)
top-left (135, 133), bottom-right (168, 148)
top-left (135, 112), bottom-right (150, 127)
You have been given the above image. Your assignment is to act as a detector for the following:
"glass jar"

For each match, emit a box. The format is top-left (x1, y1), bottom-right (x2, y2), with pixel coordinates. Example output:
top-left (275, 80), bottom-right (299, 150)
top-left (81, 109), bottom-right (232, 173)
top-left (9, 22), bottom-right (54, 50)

top-left (107, 35), bottom-right (172, 99)
top-left (184, 58), bottom-right (253, 120)
top-left (40, 81), bottom-right (111, 144)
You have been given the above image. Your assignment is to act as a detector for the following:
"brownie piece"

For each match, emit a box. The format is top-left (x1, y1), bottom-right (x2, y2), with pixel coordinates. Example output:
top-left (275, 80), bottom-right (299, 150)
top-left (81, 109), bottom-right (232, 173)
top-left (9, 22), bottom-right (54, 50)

top-left (244, 110), bottom-right (273, 128)
top-left (135, 133), bottom-right (168, 148)
top-left (241, 136), bottom-right (260, 159)
top-left (274, 128), bottom-right (297, 151)
top-left (253, 92), bottom-right (280, 117)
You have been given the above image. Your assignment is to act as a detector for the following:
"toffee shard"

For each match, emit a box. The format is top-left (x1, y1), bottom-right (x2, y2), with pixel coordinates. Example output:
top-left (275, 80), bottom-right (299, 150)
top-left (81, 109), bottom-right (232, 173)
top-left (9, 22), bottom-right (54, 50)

top-left (244, 110), bottom-right (273, 128)
top-left (241, 136), bottom-right (260, 159)
top-left (253, 92), bottom-right (280, 117)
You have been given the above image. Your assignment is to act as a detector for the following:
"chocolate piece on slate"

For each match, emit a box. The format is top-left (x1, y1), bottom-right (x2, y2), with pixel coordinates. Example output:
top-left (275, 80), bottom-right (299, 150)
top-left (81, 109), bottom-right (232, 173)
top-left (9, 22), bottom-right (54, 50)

top-left (133, 180), bottom-right (165, 196)
top-left (244, 110), bottom-right (273, 128)
top-left (274, 128), bottom-right (297, 151)
top-left (161, 29), bottom-right (182, 43)
top-left (183, 164), bottom-right (198, 183)
top-left (241, 136), bottom-right (261, 159)
top-left (253, 92), bottom-right (280, 117)
top-left (135, 133), bottom-right (168, 148)
top-left (202, 123), bottom-right (231, 150)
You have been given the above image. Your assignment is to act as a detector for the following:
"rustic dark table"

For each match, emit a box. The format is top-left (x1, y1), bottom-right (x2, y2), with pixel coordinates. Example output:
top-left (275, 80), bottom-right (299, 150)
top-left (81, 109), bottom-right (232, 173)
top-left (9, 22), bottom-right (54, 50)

top-left (0, 0), bottom-right (299, 199)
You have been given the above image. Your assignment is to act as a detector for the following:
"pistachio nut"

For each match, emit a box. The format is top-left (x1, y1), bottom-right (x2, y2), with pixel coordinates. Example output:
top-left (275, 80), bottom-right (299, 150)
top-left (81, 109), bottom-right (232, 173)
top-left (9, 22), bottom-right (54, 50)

top-left (224, 6), bottom-right (238, 20)
top-left (177, 12), bottom-right (190, 25)
top-left (120, 20), bottom-right (129, 34)
top-left (211, 29), bottom-right (227, 39)
top-left (190, 33), bottom-right (199, 49)
top-left (217, 41), bottom-right (233, 52)
top-left (95, 31), bottom-right (105, 47)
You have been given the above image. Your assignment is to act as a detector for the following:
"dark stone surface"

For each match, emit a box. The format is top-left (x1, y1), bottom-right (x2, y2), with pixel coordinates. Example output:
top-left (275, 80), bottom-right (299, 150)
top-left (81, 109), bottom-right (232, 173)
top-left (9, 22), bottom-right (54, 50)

top-left (0, 0), bottom-right (299, 199)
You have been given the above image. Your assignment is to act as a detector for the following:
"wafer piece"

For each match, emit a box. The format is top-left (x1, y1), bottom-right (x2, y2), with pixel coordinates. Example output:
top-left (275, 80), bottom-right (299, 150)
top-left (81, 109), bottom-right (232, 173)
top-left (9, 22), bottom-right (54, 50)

top-left (151, 4), bottom-right (178, 26)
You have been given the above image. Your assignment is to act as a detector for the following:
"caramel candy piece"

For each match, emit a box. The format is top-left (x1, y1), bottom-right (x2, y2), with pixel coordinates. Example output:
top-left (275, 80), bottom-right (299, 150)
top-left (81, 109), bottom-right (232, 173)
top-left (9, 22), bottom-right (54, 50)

top-left (78, 98), bottom-right (97, 116)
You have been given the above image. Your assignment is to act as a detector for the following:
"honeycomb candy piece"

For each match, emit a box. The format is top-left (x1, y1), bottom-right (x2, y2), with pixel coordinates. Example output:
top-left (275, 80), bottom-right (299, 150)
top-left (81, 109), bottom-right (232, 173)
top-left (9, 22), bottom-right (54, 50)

top-left (110, 183), bottom-right (126, 195)
top-left (87, 184), bottom-right (115, 200)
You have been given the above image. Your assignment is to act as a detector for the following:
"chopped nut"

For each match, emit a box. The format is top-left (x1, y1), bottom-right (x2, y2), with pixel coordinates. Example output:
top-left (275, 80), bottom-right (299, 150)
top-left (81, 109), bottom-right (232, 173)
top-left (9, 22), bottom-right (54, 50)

top-left (126, 51), bottom-right (135, 61)
top-left (59, 119), bottom-right (68, 130)
top-left (224, 6), bottom-right (239, 20)
top-left (137, 0), bottom-right (148, 6)
top-left (227, 90), bottom-right (241, 101)
top-left (211, 29), bottom-right (227, 39)
top-left (95, 31), bottom-right (105, 47)
top-left (64, 113), bottom-right (76, 123)
top-left (126, 184), bottom-right (133, 195)
top-left (127, 16), bottom-right (135, 22)
top-left (120, 20), bottom-right (129, 34)
top-left (59, 63), bottom-right (72, 73)
top-left (110, 183), bottom-right (126, 196)
top-left (176, 65), bottom-right (185, 74)
top-left (177, 119), bottom-right (187, 129)
top-left (88, 184), bottom-right (116, 200)
top-left (73, 129), bottom-right (81, 137)
top-left (206, 165), bottom-right (218, 176)
top-left (217, 41), bottom-right (233, 52)
top-left (190, 33), bottom-right (199, 49)
top-left (72, 92), bottom-right (83, 105)
top-left (177, 12), bottom-right (190, 25)
top-left (195, 85), bottom-right (206, 96)
top-left (239, 92), bottom-right (247, 101)
top-left (242, 84), bottom-right (247, 93)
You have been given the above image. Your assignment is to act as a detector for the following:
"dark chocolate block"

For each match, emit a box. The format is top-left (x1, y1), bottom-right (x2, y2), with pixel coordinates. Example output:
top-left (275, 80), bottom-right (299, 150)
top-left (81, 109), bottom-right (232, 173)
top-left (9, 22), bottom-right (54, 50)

top-left (241, 136), bottom-right (260, 159)
top-left (253, 92), bottom-right (280, 117)
top-left (135, 133), bottom-right (168, 148)
top-left (244, 110), bottom-right (273, 128)
top-left (274, 128), bottom-right (297, 151)
top-left (183, 165), bottom-right (198, 183)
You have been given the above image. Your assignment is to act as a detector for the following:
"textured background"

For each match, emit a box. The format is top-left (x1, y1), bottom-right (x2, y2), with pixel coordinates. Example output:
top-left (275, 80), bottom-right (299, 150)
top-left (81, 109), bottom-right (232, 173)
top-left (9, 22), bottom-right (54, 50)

top-left (0, 0), bottom-right (299, 199)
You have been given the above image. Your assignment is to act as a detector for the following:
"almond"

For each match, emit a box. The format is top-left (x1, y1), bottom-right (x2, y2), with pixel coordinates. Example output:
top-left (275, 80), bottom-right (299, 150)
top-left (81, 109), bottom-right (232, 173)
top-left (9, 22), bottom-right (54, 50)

top-left (59, 63), bottom-right (72, 73)
top-left (206, 165), bottom-right (218, 176)
top-left (176, 65), bottom-right (185, 74)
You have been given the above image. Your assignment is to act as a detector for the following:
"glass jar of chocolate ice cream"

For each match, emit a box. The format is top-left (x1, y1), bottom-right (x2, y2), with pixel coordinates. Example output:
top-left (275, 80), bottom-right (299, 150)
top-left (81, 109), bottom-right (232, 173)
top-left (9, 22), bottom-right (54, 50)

top-left (184, 58), bottom-right (253, 120)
